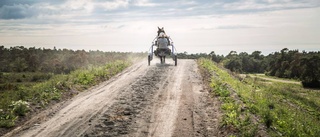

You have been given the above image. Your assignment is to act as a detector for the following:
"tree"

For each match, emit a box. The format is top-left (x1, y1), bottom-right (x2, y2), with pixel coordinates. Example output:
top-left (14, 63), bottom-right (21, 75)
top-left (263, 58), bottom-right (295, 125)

top-left (10, 57), bottom-right (28, 72)
top-left (300, 54), bottom-right (320, 88)
top-left (210, 51), bottom-right (223, 63)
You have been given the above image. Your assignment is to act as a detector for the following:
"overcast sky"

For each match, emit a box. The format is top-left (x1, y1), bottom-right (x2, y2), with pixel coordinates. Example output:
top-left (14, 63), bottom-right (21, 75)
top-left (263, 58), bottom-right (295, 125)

top-left (0, 0), bottom-right (319, 55)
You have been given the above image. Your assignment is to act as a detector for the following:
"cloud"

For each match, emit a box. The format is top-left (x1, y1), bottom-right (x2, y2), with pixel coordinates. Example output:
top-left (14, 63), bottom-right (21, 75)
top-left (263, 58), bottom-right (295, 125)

top-left (97, 0), bottom-right (129, 10)
top-left (1, 0), bottom-right (319, 21)
top-left (216, 25), bottom-right (260, 29)
top-left (0, 4), bottom-right (36, 19)
top-left (193, 25), bottom-right (261, 30)
top-left (221, 0), bottom-right (320, 12)
top-left (132, 0), bottom-right (158, 7)
top-left (0, 0), bottom-right (65, 7)
top-left (0, 0), bottom-right (131, 20)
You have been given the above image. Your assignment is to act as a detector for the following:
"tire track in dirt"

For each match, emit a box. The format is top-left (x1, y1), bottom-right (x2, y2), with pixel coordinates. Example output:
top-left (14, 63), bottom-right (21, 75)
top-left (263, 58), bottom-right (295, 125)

top-left (84, 62), bottom-right (173, 136)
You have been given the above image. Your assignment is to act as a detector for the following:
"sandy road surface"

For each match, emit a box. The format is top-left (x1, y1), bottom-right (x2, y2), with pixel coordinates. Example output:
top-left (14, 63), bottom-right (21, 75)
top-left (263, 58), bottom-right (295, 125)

top-left (5, 59), bottom-right (220, 137)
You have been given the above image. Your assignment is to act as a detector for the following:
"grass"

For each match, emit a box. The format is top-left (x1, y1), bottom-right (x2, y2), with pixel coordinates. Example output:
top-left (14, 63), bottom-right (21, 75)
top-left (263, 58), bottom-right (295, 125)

top-left (0, 60), bottom-right (130, 128)
top-left (254, 81), bottom-right (320, 136)
top-left (198, 58), bottom-right (320, 137)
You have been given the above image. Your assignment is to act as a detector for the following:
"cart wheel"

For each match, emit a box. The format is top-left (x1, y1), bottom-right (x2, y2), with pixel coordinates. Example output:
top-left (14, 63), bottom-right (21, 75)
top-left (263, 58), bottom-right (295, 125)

top-left (174, 55), bottom-right (177, 66)
top-left (148, 55), bottom-right (151, 66)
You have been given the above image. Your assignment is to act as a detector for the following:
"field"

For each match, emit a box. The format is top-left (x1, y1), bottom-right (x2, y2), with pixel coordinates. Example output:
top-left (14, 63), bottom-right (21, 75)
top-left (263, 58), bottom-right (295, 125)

top-left (198, 58), bottom-right (320, 136)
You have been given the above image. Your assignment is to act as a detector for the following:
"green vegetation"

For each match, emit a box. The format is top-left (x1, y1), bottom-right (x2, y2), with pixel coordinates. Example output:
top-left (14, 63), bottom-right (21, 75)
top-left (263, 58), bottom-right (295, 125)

top-left (198, 58), bottom-right (258, 136)
top-left (209, 48), bottom-right (320, 88)
top-left (178, 48), bottom-right (320, 88)
top-left (0, 46), bottom-right (144, 128)
top-left (198, 58), bottom-right (320, 136)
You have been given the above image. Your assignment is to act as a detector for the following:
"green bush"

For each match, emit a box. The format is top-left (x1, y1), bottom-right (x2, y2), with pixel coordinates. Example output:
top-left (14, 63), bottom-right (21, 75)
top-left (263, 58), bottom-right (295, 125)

top-left (16, 78), bottom-right (22, 82)
top-left (74, 72), bottom-right (95, 85)
top-left (0, 83), bottom-right (18, 91)
top-left (0, 109), bottom-right (17, 128)
top-left (31, 73), bottom-right (53, 82)
top-left (10, 100), bottom-right (30, 116)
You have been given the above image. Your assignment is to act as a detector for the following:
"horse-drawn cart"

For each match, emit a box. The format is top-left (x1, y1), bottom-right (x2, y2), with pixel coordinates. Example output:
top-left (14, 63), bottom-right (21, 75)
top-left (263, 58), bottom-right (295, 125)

top-left (148, 27), bottom-right (177, 66)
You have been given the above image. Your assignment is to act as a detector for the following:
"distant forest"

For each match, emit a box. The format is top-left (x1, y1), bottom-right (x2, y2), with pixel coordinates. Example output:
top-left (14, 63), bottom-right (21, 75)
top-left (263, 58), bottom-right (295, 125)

top-left (178, 48), bottom-right (320, 88)
top-left (0, 46), bottom-right (144, 74)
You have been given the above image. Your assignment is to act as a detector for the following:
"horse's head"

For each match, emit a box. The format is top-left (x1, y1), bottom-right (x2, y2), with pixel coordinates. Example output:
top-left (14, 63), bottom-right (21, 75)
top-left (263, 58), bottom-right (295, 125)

top-left (157, 27), bottom-right (165, 36)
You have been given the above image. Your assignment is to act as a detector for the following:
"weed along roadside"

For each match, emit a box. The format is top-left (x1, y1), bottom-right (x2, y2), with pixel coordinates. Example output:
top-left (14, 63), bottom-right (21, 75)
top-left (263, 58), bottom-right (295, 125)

top-left (197, 58), bottom-right (320, 137)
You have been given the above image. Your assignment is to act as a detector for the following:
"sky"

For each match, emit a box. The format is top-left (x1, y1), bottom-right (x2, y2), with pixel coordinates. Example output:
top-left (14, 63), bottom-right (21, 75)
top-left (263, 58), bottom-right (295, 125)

top-left (0, 0), bottom-right (319, 55)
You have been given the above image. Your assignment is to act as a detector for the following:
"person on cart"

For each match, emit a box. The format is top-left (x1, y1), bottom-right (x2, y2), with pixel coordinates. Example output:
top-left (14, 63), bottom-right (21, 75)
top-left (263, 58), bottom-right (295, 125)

top-left (154, 32), bottom-right (171, 56)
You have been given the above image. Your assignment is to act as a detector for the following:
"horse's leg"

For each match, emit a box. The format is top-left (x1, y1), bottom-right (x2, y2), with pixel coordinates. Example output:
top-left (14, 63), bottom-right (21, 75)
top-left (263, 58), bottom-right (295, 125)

top-left (162, 56), bottom-right (164, 64)
top-left (160, 56), bottom-right (162, 64)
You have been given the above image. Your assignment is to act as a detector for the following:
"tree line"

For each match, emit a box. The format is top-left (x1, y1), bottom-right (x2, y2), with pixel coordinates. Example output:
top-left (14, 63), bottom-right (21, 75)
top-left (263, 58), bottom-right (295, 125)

top-left (0, 46), bottom-right (144, 74)
top-left (177, 52), bottom-right (210, 59)
top-left (210, 48), bottom-right (320, 88)
top-left (176, 48), bottom-right (320, 88)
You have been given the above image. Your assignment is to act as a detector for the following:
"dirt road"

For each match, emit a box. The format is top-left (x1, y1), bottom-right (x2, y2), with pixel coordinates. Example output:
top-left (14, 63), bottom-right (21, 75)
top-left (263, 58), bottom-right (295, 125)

top-left (5, 59), bottom-right (221, 137)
